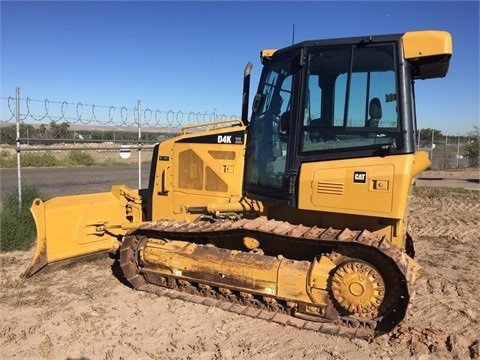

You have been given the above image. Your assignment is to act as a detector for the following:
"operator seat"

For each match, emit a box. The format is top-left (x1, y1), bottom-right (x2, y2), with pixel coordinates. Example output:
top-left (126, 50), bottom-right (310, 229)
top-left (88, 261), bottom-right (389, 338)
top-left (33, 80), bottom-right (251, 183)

top-left (367, 97), bottom-right (382, 127)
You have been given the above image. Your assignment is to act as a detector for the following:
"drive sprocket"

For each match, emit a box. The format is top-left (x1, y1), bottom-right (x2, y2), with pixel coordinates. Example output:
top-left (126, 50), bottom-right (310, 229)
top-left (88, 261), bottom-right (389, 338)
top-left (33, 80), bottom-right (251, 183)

top-left (330, 260), bottom-right (385, 318)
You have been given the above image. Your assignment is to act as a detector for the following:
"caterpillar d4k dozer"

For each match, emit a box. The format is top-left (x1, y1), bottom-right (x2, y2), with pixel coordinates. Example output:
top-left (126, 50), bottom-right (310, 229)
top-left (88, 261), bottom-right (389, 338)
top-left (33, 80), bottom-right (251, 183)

top-left (23, 30), bottom-right (452, 339)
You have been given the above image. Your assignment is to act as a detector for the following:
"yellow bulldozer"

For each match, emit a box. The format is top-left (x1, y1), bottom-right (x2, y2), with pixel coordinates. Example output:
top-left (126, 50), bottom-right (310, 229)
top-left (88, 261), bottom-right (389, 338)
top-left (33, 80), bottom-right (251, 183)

top-left (23, 30), bottom-right (452, 339)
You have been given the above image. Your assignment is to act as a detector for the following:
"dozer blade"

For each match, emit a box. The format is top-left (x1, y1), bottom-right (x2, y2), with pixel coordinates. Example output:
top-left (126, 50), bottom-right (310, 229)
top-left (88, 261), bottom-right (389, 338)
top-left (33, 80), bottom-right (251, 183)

top-left (22, 185), bottom-right (144, 278)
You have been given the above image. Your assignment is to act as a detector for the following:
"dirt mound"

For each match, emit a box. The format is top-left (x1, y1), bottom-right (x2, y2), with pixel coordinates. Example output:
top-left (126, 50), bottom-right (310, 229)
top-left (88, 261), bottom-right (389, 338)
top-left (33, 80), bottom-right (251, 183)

top-left (386, 324), bottom-right (479, 359)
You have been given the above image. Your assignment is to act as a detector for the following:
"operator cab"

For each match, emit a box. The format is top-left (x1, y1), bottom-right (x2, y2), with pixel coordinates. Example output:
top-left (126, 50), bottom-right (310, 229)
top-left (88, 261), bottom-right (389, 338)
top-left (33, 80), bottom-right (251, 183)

top-left (244, 31), bottom-right (452, 205)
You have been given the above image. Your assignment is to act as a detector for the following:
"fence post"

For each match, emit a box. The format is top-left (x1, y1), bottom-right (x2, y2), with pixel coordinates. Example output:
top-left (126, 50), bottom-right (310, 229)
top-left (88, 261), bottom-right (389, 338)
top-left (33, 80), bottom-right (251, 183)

top-left (15, 86), bottom-right (22, 209)
top-left (444, 133), bottom-right (448, 169)
top-left (456, 136), bottom-right (460, 167)
top-left (430, 130), bottom-right (435, 163)
top-left (137, 99), bottom-right (142, 189)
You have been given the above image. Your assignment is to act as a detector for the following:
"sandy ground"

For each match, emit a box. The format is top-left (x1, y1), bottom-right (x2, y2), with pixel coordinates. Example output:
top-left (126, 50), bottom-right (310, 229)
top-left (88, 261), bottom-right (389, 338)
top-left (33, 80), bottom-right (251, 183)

top-left (1, 170), bottom-right (479, 360)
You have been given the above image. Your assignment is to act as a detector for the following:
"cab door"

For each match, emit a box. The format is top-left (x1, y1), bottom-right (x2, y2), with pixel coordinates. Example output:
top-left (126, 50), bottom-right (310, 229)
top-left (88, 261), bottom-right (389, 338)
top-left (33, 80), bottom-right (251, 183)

top-left (243, 52), bottom-right (301, 204)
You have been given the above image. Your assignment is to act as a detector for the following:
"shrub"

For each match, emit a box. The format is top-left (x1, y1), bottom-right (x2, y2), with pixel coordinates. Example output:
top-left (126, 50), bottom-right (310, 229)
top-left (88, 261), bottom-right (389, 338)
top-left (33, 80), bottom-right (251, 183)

top-left (0, 186), bottom-right (45, 252)
top-left (0, 150), bottom-right (16, 168)
top-left (21, 152), bottom-right (58, 167)
top-left (66, 151), bottom-right (95, 166)
top-left (463, 126), bottom-right (479, 167)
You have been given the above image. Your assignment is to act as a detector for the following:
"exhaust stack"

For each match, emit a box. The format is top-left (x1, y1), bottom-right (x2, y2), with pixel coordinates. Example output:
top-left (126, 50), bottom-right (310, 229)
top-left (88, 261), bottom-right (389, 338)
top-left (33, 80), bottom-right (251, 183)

top-left (241, 61), bottom-right (253, 126)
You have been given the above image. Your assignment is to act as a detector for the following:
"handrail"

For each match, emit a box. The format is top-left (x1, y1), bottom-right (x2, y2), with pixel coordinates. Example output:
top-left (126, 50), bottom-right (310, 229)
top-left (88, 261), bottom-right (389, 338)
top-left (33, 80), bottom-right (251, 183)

top-left (181, 118), bottom-right (243, 134)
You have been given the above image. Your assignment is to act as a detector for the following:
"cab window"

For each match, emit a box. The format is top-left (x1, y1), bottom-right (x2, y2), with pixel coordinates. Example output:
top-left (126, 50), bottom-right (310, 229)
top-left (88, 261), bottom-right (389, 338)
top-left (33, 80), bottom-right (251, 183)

top-left (301, 44), bottom-right (400, 153)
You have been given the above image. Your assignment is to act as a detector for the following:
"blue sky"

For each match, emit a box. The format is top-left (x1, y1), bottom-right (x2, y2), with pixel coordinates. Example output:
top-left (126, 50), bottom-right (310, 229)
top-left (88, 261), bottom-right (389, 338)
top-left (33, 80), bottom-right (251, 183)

top-left (1, 1), bottom-right (479, 134)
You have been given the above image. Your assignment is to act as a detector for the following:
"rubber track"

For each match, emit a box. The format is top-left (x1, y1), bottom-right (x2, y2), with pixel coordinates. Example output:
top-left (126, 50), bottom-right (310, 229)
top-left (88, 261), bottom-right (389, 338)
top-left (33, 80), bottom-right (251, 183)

top-left (119, 218), bottom-right (419, 340)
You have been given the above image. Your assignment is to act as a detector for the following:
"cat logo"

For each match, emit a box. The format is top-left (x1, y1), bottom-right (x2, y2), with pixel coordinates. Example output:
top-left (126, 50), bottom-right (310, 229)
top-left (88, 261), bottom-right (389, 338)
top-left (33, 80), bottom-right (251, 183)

top-left (217, 135), bottom-right (232, 144)
top-left (353, 171), bottom-right (367, 184)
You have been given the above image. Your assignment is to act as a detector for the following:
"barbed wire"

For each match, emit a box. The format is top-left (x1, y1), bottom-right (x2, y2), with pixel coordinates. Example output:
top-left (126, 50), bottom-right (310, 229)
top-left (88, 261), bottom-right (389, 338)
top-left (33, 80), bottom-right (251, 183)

top-left (0, 96), bottom-right (239, 127)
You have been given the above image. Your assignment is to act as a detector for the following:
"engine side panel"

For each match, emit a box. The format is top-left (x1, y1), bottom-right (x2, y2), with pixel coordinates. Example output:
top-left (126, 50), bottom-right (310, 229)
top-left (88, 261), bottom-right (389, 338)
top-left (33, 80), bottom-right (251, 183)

top-left (150, 125), bottom-right (247, 221)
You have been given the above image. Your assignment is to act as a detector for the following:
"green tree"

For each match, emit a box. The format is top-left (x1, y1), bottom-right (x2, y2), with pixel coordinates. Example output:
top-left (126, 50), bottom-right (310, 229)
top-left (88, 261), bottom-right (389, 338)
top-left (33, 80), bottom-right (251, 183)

top-left (48, 121), bottom-right (71, 139)
top-left (0, 124), bottom-right (16, 144)
top-left (418, 128), bottom-right (443, 142)
top-left (463, 126), bottom-right (479, 167)
top-left (21, 123), bottom-right (37, 143)
top-left (38, 123), bottom-right (48, 138)
top-left (0, 123), bottom-right (38, 145)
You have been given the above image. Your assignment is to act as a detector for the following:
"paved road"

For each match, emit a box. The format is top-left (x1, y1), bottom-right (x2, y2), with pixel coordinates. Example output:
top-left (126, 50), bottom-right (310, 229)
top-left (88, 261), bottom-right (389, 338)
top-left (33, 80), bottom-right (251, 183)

top-left (416, 169), bottom-right (480, 191)
top-left (0, 165), bottom-right (152, 202)
top-left (415, 177), bottom-right (479, 190)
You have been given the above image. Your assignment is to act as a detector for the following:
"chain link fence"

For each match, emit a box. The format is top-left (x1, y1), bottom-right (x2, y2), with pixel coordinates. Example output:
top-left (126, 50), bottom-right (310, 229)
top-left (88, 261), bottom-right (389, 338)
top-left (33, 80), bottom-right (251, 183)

top-left (0, 88), bottom-right (239, 204)
top-left (418, 134), bottom-right (471, 169)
